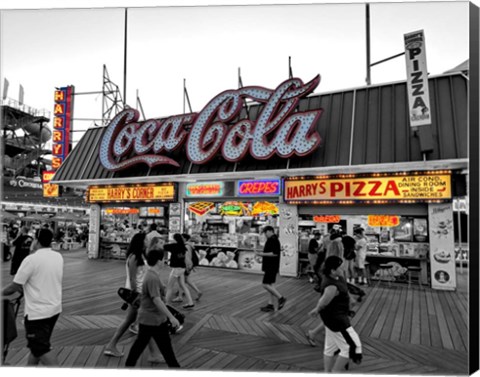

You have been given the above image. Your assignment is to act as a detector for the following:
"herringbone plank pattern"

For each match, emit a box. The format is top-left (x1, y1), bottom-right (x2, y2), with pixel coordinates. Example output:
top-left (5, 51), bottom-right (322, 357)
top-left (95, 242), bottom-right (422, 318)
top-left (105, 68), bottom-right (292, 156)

top-left (1, 249), bottom-right (469, 374)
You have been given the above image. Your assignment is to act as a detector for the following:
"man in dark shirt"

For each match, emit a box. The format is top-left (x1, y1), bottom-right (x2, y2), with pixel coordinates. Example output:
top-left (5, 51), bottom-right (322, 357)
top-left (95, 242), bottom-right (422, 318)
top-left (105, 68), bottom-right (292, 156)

top-left (10, 226), bottom-right (33, 275)
top-left (255, 226), bottom-right (286, 312)
top-left (342, 233), bottom-right (357, 283)
top-left (308, 232), bottom-right (322, 283)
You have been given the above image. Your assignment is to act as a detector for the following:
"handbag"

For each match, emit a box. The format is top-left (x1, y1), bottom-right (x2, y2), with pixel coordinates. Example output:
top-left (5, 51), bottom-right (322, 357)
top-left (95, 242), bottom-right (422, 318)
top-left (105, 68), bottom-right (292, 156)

top-left (117, 287), bottom-right (140, 310)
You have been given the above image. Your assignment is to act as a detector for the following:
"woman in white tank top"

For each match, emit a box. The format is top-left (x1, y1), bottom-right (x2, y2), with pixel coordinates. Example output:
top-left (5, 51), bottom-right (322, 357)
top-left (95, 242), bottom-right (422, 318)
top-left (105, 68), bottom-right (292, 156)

top-left (104, 233), bottom-right (161, 360)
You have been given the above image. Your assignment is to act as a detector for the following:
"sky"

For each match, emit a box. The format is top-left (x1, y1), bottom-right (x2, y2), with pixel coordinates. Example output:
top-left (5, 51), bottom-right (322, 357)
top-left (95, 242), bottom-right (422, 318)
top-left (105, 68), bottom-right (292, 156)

top-left (0, 0), bottom-right (471, 150)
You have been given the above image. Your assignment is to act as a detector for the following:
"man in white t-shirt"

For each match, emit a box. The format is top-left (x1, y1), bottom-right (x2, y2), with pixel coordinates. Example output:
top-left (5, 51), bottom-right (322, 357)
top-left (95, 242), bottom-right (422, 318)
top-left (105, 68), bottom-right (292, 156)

top-left (2, 228), bottom-right (64, 366)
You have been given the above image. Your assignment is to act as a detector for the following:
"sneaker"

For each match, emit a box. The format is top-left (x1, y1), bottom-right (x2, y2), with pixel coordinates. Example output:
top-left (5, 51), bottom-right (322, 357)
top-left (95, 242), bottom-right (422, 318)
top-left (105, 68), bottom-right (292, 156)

top-left (183, 304), bottom-right (195, 309)
top-left (260, 304), bottom-right (274, 312)
top-left (129, 324), bottom-right (138, 335)
top-left (196, 292), bottom-right (203, 301)
top-left (309, 277), bottom-right (314, 283)
top-left (104, 348), bottom-right (124, 357)
top-left (172, 296), bottom-right (183, 303)
top-left (278, 297), bottom-right (287, 310)
top-left (305, 331), bottom-right (316, 347)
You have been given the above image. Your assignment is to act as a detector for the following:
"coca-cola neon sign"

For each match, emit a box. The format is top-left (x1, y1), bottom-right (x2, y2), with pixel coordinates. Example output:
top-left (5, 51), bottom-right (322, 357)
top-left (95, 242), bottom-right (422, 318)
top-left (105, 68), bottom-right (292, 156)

top-left (99, 76), bottom-right (323, 171)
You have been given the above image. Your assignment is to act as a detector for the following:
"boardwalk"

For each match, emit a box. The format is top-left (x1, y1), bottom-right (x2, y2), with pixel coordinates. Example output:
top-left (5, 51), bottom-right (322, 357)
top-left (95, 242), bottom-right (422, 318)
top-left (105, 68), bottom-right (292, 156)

top-left (1, 249), bottom-right (469, 374)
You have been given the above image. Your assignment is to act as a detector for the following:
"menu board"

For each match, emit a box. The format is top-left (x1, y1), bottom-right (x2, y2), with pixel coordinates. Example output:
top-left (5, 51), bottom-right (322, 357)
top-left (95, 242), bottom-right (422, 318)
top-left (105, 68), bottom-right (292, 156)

top-left (278, 204), bottom-right (298, 277)
top-left (428, 203), bottom-right (456, 290)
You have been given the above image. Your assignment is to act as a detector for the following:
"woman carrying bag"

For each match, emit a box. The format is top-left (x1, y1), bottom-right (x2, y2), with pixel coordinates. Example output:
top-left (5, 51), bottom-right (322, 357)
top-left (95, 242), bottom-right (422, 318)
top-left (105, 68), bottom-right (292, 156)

top-left (308, 256), bottom-right (362, 373)
top-left (104, 233), bottom-right (162, 361)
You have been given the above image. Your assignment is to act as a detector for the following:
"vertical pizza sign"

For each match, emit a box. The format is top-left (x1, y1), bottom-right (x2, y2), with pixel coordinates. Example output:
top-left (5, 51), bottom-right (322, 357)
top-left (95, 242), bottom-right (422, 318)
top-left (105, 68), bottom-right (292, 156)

top-left (45, 86), bottom-right (74, 197)
top-left (428, 203), bottom-right (456, 290)
top-left (404, 30), bottom-right (431, 127)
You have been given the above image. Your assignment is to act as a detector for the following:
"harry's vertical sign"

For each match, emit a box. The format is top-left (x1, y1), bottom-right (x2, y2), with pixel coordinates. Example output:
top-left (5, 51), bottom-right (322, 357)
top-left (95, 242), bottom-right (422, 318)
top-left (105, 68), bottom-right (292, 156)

top-left (45, 86), bottom-right (74, 197)
top-left (52, 86), bottom-right (74, 168)
top-left (404, 30), bottom-right (431, 127)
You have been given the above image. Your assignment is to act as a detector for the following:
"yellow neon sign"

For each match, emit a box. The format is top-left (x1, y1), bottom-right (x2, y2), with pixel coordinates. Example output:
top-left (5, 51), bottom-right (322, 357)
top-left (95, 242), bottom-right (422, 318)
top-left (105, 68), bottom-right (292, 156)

top-left (87, 184), bottom-right (176, 203)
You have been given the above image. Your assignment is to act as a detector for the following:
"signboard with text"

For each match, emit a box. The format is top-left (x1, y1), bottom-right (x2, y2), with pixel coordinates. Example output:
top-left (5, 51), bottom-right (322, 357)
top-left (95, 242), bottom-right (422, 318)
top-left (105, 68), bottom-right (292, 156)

top-left (186, 182), bottom-right (224, 197)
top-left (52, 86), bottom-right (74, 169)
top-left (284, 172), bottom-right (451, 204)
top-left (87, 183), bottom-right (176, 203)
top-left (99, 76), bottom-right (323, 171)
top-left (42, 170), bottom-right (59, 198)
top-left (404, 30), bottom-right (431, 127)
top-left (368, 215), bottom-right (400, 227)
top-left (237, 179), bottom-right (281, 197)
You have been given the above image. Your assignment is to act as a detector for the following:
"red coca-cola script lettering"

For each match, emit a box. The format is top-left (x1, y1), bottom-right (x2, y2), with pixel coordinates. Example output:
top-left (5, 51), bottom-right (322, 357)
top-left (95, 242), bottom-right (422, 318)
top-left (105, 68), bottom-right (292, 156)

top-left (99, 76), bottom-right (323, 171)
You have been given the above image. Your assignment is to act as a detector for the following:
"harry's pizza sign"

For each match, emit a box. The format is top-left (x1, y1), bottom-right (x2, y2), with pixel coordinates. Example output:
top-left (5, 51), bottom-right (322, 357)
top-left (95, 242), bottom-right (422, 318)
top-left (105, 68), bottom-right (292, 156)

top-left (99, 76), bottom-right (323, 171)
top-left (284, 172), bottom-right (451, 204)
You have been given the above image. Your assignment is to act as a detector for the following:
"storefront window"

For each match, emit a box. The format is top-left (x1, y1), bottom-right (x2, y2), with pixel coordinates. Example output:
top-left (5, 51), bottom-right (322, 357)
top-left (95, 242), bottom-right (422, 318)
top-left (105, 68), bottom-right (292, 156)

top-left (299, 214), bottom-right (429, 256)
top-left (185, 201), bottom-right (279, 271)
top-left (99, 205), bottom-right (169, 259)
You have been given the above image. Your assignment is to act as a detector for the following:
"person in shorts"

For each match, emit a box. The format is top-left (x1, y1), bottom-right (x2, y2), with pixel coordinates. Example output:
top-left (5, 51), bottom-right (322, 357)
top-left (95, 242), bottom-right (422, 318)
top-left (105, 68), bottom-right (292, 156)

top-left (354, 227), bottom-right (368, 285)
top-left (308, 256), bottom-right (362, 373)
top-left (164, 233), bottom-right (195, 309)
top-left (307, 232), bottom-right (322, 283)
top-left (255, 226), bottom-right (286, 312)
top-left (2, 228), bottom-right (63, 365)
top-left (341, 232), bottom-right (357, 283)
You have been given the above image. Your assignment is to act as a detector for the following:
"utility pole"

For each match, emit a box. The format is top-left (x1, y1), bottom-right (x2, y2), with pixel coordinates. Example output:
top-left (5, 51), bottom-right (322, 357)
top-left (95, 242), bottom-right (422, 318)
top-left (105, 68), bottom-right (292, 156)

top-left (366, 3), bottom-right (371, 86)
top-left (123, 8), bottom-right (128, 107)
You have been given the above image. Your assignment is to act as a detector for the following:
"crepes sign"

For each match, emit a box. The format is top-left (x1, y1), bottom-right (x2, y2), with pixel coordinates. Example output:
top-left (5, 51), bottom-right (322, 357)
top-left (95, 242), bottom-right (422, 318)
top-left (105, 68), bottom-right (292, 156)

top-left (99, 76), bottom-right (323, 171)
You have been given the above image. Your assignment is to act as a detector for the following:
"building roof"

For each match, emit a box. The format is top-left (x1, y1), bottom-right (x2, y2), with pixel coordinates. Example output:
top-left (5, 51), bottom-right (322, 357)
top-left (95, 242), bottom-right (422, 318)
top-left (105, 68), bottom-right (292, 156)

top-left (443, 59), bottom-right (469, 74)
top-left (52, 73), bottom-right (468, 188)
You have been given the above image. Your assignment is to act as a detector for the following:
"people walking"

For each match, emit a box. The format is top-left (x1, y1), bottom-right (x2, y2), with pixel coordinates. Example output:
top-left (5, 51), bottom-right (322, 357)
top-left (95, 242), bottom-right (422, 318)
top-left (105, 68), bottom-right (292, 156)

top-left (10, 225), bottom-right (34, 275)
top-left (353, 227), bottom-right (368, 285)
top-left (2, 228), bottom-right (63, 366)
top-left (125, 248), bottom-right (181, 368)
top-left (144, 223), bottom-right (162, 248)
top-left (164, 233), bottom-right (195, 309)
top-left (104, 233), bottom-right (162, 361)
top-left (182, 234), bottom-right (202, 301)
top-left (307, 232), bottom-right (322, 284)
top-left (308, 256), bottom-right (362, 373)
top-left (341, 232), bottom-right (357, 283)
top-left (255, 226), bottom-right (286, 312)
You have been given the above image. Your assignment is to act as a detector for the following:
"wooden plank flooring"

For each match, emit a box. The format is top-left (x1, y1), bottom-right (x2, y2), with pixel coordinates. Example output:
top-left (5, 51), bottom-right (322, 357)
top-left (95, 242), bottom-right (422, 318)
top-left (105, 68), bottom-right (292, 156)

top-left (1, 248), bottom-right (469, 374)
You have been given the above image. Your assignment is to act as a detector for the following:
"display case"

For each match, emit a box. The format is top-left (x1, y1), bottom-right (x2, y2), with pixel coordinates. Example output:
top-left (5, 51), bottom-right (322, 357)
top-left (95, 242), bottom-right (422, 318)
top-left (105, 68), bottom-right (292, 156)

top-left (195, 244), bottom-right (239, 269)
top-left (186, 201), bottom-right (279, 272)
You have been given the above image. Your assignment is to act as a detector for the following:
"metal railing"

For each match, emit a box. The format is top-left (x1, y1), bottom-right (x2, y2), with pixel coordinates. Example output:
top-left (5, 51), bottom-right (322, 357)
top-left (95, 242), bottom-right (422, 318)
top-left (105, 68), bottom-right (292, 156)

top-left (1, 97), bottom-right (51, 119)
